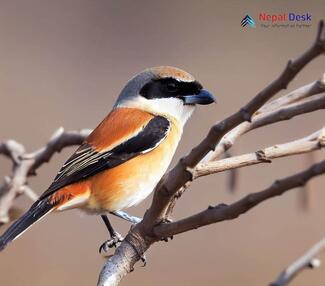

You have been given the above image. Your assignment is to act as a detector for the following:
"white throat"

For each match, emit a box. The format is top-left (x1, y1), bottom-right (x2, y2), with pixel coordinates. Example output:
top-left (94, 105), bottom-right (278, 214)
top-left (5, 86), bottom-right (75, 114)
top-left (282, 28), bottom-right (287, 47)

top-left (116, 96), bottom-right (196, 127)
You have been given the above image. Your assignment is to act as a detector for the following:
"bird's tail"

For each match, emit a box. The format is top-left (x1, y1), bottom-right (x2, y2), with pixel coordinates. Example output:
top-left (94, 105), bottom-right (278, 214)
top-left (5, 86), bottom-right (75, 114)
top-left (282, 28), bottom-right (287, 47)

top-left (0, 198), bottom-right (56, 251)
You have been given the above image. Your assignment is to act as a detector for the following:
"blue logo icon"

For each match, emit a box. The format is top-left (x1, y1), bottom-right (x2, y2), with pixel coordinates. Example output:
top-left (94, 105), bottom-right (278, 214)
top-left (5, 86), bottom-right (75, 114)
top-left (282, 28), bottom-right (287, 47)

top-left (241, 15), bottom-right (256, 27)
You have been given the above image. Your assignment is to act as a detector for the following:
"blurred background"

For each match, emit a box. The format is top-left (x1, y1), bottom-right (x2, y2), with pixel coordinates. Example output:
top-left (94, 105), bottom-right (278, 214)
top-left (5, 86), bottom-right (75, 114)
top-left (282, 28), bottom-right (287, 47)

top-left (0, 0), bottom-right (324, 285)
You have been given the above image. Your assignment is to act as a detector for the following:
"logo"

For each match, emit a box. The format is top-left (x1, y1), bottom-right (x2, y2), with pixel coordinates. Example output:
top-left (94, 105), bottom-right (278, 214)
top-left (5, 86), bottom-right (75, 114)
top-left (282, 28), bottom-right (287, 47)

top-left (241, 13), bottom-right (312, 29)
top-left (241, 15), bottom-right (256, 28)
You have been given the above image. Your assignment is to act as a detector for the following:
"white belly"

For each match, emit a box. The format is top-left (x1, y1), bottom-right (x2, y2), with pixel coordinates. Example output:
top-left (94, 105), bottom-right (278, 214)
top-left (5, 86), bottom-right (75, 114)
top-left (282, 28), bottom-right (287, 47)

top-left (113, 149), bottom-right (173, 210)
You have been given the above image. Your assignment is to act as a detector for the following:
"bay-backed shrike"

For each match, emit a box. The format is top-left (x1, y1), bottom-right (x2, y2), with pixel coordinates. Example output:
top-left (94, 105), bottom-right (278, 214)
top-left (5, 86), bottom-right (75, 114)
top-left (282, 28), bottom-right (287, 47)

top-left (0, 66), bottom-right (215, 252)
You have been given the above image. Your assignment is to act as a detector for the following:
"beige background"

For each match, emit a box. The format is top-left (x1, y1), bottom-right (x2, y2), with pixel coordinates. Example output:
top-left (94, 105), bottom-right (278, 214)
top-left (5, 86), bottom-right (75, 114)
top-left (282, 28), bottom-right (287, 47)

top-left (0, 0), bottom-right (325, 285)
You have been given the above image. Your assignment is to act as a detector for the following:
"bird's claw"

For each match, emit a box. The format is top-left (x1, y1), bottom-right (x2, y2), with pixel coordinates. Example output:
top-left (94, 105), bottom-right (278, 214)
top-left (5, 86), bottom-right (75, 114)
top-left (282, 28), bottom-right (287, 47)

top-left (99, 232), bottom-right (124, 254)
top-left (140, 254), bottom-right (147, 267)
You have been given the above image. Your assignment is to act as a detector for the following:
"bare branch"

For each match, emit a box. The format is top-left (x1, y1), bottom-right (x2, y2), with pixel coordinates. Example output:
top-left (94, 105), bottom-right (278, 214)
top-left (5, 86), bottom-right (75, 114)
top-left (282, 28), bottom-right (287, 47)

top-left (18, 185), bottom-right (38, 202)
top-left (270, 238), bottom-right (325, 286)
top-left (97, 229), bottom-right (147, 286)
top-left (209, 91), bottom-right (325, 162)
top-left (207, 72), bottom-right (325, 163)
top-left (0, 128), bottom-right (90, 224)
top-left (258, 73), bottom-right (325, 114)
top-left (0, 140), bottom-right (25, 164)
top-left (250, 94), bottom-right (325, 131)
top-left (26, 127), bottom-right (92, 174)
top-left (194, 127), bottom-right (325, 178)
top-left (154, 160), bottom-right (325, 238)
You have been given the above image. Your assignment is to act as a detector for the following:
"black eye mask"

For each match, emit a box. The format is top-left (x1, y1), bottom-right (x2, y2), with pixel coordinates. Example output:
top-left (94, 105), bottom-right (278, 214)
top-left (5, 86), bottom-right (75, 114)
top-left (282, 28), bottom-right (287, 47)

top-left (139, 77), bottom-right (202, 100)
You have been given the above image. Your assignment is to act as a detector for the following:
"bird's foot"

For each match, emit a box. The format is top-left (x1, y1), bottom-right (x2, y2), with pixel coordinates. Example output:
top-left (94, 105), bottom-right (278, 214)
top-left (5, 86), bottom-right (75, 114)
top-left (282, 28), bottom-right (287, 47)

top-left (99, 231), bottom-right (124, 254)
top-left (140, 254), bottom-right (147, 267)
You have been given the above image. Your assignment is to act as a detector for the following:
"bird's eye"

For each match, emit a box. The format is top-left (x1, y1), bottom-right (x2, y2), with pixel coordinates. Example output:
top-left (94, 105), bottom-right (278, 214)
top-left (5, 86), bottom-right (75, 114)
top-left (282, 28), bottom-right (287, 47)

top-left (166, 82), bottom-right (178, 92)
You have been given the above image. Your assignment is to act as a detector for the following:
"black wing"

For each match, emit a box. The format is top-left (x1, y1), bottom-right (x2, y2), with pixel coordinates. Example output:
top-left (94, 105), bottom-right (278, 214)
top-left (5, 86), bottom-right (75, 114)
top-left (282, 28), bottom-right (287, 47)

top-left (40, 116), bottom-right (170, 199)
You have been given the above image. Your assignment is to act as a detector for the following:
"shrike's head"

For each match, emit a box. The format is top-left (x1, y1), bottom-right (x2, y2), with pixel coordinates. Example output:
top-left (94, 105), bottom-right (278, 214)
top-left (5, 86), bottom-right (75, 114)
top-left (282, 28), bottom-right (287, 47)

top-left (115, 66), bottom-right (216, 125)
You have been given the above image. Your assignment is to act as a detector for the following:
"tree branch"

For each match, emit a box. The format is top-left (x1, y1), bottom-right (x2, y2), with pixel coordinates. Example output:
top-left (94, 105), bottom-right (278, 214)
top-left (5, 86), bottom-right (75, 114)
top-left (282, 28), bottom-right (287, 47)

top-left (153, 160), bottom-right (325, 238)
top-left (250, 94), bottom-right (325, 131)
top-left (0, 128), bottom-right (91, 224)
top-left (270, 237), bottom-right (325, 286)
top-left (258, 73), bottom-right (325, 114)
top-left (209, 89), bottom-right (325, 163)
top-left (26, 127), bottom-right (92, 174)
top-left (194, 127), bottom-right (325, 178)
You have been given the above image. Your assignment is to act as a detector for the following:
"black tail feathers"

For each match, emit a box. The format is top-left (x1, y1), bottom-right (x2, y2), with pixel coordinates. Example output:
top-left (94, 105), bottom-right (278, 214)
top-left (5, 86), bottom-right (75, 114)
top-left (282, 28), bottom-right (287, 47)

top-left (0, 199), bottom-right (55, 251)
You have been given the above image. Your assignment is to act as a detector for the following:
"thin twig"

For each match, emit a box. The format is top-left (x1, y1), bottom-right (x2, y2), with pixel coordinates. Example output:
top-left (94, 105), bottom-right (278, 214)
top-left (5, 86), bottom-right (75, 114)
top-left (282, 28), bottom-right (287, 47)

top-left (258, 73), bottom-right (325, 114)
top-left (270, 238), bottom-right (325, 286)
top-left (194, 127), bottom-right (325, 178)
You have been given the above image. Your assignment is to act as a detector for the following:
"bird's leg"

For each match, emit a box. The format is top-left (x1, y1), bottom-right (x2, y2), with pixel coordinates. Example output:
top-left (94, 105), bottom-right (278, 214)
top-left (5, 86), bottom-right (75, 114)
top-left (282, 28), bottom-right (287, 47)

top-left (110, 210), bottom-right (142, 224)
top-left (99, 215), bottom-right (123, 254)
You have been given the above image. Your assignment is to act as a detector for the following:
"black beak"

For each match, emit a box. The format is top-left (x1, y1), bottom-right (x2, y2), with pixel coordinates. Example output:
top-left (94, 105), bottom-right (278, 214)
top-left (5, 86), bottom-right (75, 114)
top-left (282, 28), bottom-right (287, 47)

top-left (181, 89), bottom-right (216, 105)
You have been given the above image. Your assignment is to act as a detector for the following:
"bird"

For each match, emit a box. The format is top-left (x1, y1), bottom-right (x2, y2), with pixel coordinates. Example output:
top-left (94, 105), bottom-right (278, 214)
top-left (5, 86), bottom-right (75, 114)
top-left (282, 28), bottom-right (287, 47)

top-left (0, 66), bottom-right (215, 252)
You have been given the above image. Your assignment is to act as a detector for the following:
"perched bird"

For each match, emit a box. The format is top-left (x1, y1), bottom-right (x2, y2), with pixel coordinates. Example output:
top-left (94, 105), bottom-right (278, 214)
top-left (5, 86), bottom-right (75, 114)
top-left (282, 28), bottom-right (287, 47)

top-left (0, 66), bottom-right (215, 252)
